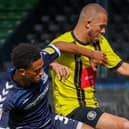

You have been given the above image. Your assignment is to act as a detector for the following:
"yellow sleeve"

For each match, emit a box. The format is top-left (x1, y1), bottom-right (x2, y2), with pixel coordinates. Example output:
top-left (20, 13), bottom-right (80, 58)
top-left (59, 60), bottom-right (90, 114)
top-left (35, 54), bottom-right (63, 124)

top-left (99, 35), bottom-right (122, 68)
top-left (51, 32), bottom-right (74, 43)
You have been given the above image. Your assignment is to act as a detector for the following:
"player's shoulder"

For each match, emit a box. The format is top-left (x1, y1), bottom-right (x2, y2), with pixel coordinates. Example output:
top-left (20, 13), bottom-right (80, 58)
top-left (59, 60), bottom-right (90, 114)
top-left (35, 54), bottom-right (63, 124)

top-left (0, 79), bottom-right (30, 109)
top-left (0, 71), bottom-right (15, 109)
top-left (51, 31), bottom-right (72, 43)
top-left (0, 68), bottom-right (22, 105)
top-left (0, 69), bottom-right (14, 90)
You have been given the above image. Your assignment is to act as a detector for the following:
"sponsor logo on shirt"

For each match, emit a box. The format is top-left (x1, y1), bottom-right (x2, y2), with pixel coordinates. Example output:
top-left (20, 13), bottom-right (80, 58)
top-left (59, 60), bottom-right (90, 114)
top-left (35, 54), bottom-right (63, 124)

top-left (24, 84), bottom-right (49, 110)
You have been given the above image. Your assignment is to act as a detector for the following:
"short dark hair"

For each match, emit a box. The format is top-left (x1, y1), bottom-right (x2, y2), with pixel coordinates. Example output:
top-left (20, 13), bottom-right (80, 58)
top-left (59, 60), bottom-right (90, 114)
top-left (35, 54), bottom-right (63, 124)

top-left (11, 43), bottom-right (41, 69)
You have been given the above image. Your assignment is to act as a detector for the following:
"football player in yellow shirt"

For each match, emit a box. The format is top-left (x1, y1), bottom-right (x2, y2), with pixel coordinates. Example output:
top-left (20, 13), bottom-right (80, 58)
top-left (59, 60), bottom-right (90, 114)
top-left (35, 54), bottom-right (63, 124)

top-left (50, 3), bottom-right (129, 129)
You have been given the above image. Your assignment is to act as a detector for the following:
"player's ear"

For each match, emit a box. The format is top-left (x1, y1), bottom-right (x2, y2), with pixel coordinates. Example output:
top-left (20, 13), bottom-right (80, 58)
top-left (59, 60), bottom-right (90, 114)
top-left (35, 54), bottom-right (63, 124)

top-left (85, 20), bottom-right (91, 29)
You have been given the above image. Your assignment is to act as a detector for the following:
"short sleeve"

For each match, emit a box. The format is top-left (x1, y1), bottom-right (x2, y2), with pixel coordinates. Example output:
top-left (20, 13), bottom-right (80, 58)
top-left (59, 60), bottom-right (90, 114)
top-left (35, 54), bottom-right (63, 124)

top-left (40, 44), bottom-right (60, 66)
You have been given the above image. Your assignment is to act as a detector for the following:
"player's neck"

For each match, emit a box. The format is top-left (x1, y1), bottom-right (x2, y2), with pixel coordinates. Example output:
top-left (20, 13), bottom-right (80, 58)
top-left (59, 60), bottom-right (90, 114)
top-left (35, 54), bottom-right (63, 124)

top-left (72, 30), bottom-right (89, 44)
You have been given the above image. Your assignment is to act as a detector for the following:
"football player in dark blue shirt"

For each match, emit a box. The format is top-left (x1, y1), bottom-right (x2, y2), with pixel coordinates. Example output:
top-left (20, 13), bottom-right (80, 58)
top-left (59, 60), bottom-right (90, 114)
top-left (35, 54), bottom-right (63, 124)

top-left (0, 43), bottom-right (94, 129)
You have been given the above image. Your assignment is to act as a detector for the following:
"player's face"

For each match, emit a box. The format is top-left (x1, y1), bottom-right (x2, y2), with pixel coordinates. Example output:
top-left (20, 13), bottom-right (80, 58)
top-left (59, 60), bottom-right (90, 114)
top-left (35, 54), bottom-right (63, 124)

top-left (24, 57), bottom-right (44, 83)
top-left (88, 13), bottom-right (107, 43)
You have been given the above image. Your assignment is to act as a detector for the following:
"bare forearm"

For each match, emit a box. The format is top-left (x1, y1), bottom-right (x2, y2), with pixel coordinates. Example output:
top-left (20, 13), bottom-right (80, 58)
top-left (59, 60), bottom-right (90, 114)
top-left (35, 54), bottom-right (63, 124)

top-left (53, 41), bottom-right (107, 67)
top-left (54, 41), bottom-right (94, 58)
top-left (116, 62), bottom-right (129, 76)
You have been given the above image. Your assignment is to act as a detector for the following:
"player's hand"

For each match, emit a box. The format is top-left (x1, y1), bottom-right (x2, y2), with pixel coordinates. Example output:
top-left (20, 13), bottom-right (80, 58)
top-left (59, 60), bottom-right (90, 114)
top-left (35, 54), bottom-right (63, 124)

top-left (89, 59), bottom-right (98, 71)
top-left (50, 62), bottom-right (70, 81)
top-left (90, 51), bottom-right (107, 71)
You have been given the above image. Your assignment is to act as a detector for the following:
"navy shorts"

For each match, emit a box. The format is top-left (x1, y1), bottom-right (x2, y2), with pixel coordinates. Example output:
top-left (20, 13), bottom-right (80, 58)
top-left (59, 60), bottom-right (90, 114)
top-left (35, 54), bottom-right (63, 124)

top-left (67, 107), bottom-right (103, 127)
top-left (51, 114), bottom-right (83, 129)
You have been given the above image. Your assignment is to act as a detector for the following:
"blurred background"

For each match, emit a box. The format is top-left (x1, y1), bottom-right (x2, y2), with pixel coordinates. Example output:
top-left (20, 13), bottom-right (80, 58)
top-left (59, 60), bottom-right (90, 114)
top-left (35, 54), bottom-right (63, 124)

top-left (0, 0), bottom-right (129, 118)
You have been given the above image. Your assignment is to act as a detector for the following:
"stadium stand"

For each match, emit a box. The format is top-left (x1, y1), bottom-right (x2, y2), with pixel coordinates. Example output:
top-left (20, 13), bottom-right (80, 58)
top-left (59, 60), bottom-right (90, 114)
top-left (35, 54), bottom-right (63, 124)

top-left (0, 0), bottom-right (38, 71)
top-left (0, 0), bottom-right (37, 45)
top-left (0, 0), bottom-right (97, 71)
top-left (108, 0), bottom-right (129, 61)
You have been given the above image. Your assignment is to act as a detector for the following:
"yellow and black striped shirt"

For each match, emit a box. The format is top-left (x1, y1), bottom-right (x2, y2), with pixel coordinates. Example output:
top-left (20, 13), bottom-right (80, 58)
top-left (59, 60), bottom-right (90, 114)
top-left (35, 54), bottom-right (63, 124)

top-left (50, 31), bottom-right (122, 116)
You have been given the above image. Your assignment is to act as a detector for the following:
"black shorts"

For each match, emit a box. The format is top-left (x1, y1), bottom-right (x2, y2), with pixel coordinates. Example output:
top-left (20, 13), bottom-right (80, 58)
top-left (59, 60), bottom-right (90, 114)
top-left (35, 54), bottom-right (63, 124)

top-left (67, 107), bottom-right (103, 127)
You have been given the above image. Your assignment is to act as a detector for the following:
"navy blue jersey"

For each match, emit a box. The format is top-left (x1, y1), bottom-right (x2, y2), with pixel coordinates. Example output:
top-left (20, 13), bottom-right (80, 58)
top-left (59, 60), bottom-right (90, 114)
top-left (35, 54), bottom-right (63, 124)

top-left (0, 44), bottom-right (60, 129)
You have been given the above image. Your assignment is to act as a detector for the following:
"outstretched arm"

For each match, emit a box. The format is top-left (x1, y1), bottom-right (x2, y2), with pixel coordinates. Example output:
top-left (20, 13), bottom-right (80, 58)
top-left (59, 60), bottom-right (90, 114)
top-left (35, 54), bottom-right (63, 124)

top-left (53, 41), bottom-right (107, 71)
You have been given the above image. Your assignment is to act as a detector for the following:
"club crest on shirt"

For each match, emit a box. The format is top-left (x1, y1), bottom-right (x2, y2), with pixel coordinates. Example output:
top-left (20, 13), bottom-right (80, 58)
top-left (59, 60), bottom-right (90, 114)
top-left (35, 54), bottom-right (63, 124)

top-left (87, 111), bottom-right (97, 120)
